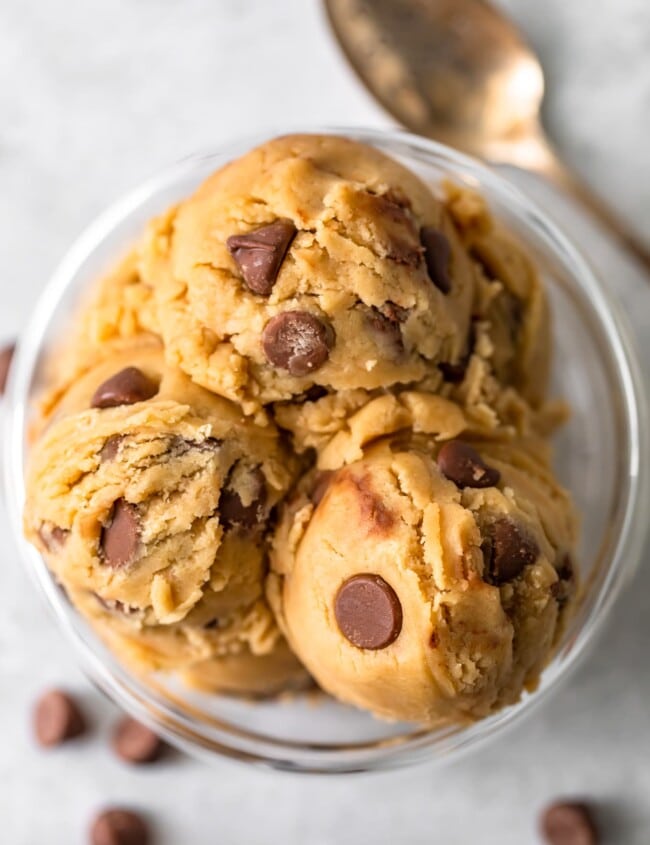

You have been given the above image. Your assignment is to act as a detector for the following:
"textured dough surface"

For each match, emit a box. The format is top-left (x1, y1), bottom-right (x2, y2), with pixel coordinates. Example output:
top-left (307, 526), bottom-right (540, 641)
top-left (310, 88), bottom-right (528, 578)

top-left (142, 134), bottom-right (478, 413)
top-left (269, 408), bottom-right (577, 726)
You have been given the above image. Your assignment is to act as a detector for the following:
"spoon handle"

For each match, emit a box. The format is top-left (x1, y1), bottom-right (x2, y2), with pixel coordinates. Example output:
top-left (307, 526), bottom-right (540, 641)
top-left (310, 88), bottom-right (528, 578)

top-left (536, 142), bottom-right (650, 274)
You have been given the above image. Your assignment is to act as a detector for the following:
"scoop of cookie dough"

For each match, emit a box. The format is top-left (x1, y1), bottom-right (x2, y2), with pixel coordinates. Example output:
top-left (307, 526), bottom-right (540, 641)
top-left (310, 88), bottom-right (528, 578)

top-left (141, 133), bottom-right (478, 414)
top-left (269, 424), bottom-right (577, 725)
top-left (24, 345), bottom-right (299, 630)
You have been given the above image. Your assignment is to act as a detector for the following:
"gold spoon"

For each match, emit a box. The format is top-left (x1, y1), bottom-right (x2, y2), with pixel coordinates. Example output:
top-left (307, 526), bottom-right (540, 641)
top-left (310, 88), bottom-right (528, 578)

top-left (324, 0), bottom-right (650, 271)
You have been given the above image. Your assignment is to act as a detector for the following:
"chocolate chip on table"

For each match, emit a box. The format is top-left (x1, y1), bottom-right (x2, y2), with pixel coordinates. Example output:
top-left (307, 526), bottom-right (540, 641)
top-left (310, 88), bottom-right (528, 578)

top-left (90, 808), bottom-right (150, 845)
top-left (33, 689), bottom-right (86, 747)
top-left (540, 801), bottom-right (599, 845)
top-left (483, 517), bottom-right (539, 584)
top-left (219, 465), bottom-right (266, 530)
top-left (0, 341), bottom-right (16, 394)
top-left (227, 219), bottom-right (297, 296)
top-left (112, 717), bottom-right (164, 765)
top-left (421, 226), bottom-right (452, 294)
top-left (100, 500), bottom-right (140, 568)
top-left (437, 440), bottom-right (500, 488)
top-left (91, 367), bottom-right (158, 409)
top-left (262, 311), bottom-right (334, 376)
top-left (334, 574), bottom-right (403, 650)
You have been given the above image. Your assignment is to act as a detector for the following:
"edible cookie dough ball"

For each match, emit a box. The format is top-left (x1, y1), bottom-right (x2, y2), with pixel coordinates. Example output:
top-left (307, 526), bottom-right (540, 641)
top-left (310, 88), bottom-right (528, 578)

top-left (24, 346), bottom-right (299, 628)
top-left (69, 588), bottom-right (308, 697)
top-left (142, 134), bottom-right (477, 414)
top-left (443, 183), bottom-right (551, 408)
top-left (269, 431), bottom-right (577, 726)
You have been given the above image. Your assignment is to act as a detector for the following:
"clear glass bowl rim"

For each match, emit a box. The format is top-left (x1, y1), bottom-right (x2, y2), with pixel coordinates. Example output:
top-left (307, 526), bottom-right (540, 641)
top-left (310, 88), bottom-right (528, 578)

top-left (4, 126), bottom-right (648, 774)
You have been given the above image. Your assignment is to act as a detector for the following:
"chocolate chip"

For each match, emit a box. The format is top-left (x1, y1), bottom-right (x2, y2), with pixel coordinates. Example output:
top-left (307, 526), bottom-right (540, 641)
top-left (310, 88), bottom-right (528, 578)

top-left (91, 367), bottom-right (158, 409)
top-left (438, 360), bottom-right (468, 383)
top-left (540, 801), bottom-right (599, 845)
top-left (334, 574), bottom-right (403, 650)
top-left (303, 385), bottom-right (328, 402)
top-left (100, 500), bottom-right (140, 568)
top-left (219, 465), bottom-right (266, 530)
top-left (421, 226), bottom-right (452, 294)
top-left (227, 219), bottom-right (297, 295)
top-left (33, 689), bottom-right (86, 747)
top-left (90, 808), bottom-right (150, 845)
top-left (100, 436), bottom-right (124, 462)
top-left (0, 341), bottom-right (16, 394)
top-left (38, 524), bottom-right (69, 552)
top-left (437, 440), bottom-right (500, 488)
top-left (551, 554), bottom-right (576, 605)
top-left (365, 305), bottom-right (405, 354)
top-left (483, 517), bottom-right (539, 584)
top-left (112, 717), bottom-right (164, 765)
top-left (262, 311), bottom-right (333, 376)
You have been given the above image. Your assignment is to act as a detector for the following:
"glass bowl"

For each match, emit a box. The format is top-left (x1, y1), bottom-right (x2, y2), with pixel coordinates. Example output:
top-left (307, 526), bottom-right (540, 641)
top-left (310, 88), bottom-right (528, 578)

top-left (4, 128), bottom-right (648, 774)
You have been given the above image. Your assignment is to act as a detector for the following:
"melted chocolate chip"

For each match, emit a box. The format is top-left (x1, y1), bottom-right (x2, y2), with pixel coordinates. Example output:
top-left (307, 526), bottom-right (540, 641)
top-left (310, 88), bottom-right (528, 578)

top-left (91, 367), bottom-right (157, 409)
top-left (437, 440), bottom-right (500, 488)
top-left (100, 500), bottom-right (140, 568)
top-left (262, 311), bottom-right (333, 376)
top-left (33, 689), bottom-right (86, 747)
top-left (334, 574), bottom-right (403, 650)
top-left (540, 801), bottom-right (599, 845)
top-left (483, 517), bottom-right (539, 584)
top-left (219, 465), bottom-right (267, 530)
top-left (90, 808), bottom-right (150, 845)
top-left (421, 226), bottom-right (452, 294)
top-left (227, 219), bottom-right (297, 295)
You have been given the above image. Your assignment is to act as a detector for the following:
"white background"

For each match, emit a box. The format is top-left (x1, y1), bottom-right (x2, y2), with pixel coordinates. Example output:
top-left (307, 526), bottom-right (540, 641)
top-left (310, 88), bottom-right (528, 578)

top-left (1, 2), bottom-right (649, 843)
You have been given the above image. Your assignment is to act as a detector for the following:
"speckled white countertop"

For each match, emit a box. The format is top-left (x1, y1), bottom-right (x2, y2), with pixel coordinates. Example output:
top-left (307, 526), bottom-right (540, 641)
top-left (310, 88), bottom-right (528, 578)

top-left (1, 2), bottom-right (649, 843)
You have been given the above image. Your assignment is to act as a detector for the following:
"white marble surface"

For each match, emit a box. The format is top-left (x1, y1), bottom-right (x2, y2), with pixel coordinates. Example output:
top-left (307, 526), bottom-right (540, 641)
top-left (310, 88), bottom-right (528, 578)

top-left (1, 1), bottom-right (649, 843)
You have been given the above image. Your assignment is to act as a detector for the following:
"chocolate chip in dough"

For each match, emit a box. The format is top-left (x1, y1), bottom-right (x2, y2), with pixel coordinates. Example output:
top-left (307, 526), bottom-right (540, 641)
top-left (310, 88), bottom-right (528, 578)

top-left (262, 311), bottom-right (333, 376)
top-left (483, 517), bottom-right (539, 584)
top-left (112, 717), bottom-right (164, 765)
top-left (0, 341), bottom-right (16, 394)
top-left (334, 574), bottom-right (403, 650)
top-left (437, 440), bottom-right (500, 488)
top-left (100, 436), bottom-right (125, 462)
top-left (100, 500), bottom-right (140, 568)
top-left (90, 808), bottom-right (150, 845)
top-left (421, 226), bottom-right (452, 294)
top-left (227, 219), bottom-right (297, 296)
top-left (91, 367), bottom-right (157, 409)
top-left (540, 801), bottom-right (599, 845)
top-left (219, 465), bottom-right (266, 530)
top-left (33, 689), bottom-right (86, 747)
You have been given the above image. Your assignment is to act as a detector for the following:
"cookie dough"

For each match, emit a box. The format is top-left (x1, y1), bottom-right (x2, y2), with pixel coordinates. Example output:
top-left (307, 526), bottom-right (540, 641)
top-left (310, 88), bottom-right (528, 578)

top-left (69, 587), bottom-right (307, 697)
top-left (269, 410), bottom-right (577, 726)
top-left (141, 134), bottom-right (478, 414)
top-left (24, 347), bottom-right (299, 682)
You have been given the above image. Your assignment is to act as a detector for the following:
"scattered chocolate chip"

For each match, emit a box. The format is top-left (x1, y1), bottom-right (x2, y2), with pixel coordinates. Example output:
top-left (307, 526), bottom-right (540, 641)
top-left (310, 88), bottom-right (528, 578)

top-left (421, 226), bottom-right (452, 294)
top-left (33, 689), bottom-right (86, 747)
top-left (227, 219), bottom-right (297, 295)
top-left (91, 367), bottom-right (158, 409)
top-left (311, 471), bottom-right (334, 507)
top-left (112, 717), bottom-right (164, 765)
top-left (365, 305), bottom-right (405, 354)
top-left (219, 465), bottom-right (267, 530)
top-left (540, 801), bottom-right (599, 845)
top-left (100, 436), bottom-right (124, 462)
top-left (437, 440), bottom-right (500, 488)
top-left (334, 574), bottom-right (403, 650)
top-left (262, 311), bottom-right (333, 376)
top-left (90, 808), bottom-right (150, 845)
top-left (483, 517), bottom-right (539, 584)
top-left (0, 341), bottom-right (16, 394)
top-left (100, 500), bottom-right (140, 568)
